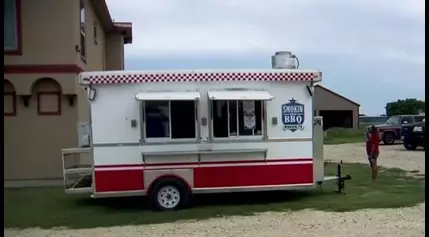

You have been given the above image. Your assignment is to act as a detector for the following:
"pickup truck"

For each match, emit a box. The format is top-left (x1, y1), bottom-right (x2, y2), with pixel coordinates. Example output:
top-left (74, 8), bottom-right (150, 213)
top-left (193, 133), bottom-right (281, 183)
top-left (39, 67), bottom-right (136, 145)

top-left (368, 114), bottom-right (425, 145)
top-left (402, 121), bottom-right (425, 150)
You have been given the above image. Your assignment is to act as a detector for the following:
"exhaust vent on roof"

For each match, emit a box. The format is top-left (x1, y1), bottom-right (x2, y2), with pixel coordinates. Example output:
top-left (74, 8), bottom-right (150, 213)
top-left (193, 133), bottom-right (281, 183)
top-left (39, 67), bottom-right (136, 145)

top-left (271, 51), bottom-right (299, 69)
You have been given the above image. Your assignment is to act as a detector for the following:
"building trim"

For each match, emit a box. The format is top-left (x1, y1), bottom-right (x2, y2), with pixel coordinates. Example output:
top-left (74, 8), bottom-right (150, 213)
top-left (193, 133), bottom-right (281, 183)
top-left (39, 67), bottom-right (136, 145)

top-left (4, 64), bottom-right (84, 74)
top-left (315, 85), bottom-right (360, 106)
top-left (4, 0), bottom-right (23, 55)
top-left (113, 22), bottom-right (132, 44)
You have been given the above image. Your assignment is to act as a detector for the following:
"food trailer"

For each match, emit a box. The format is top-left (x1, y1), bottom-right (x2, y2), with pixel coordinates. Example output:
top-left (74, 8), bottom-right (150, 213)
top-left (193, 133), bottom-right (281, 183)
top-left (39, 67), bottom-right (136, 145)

top-left (62, 52), bottom-right (351, 210)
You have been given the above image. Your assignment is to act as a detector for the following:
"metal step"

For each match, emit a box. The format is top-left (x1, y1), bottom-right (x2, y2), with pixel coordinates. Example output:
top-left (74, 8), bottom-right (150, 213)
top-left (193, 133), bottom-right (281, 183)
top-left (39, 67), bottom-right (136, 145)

top-left (65, 187), bottom-right (92, 194)
top-left (64, 167), bottom-right (93, 175)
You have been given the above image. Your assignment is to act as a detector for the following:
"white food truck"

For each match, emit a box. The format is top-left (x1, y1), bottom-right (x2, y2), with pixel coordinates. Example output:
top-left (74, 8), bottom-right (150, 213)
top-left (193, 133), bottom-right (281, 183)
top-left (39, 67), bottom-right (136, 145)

top-left (62, 52), bottom-right (351, 210)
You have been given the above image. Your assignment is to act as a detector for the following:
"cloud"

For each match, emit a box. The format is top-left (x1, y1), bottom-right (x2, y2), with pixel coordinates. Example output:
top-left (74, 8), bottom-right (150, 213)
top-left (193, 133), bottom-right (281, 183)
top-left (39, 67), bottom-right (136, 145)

top-left (106, 0), bottom-right (424, 115)
top-left (106, 0), bottom-right (424, 64)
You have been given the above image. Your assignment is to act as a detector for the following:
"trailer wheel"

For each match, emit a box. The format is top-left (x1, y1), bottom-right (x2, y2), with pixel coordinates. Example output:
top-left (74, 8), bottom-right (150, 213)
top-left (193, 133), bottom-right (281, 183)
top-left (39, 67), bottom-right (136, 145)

top-left (150, 178), bottom-right (189, 211)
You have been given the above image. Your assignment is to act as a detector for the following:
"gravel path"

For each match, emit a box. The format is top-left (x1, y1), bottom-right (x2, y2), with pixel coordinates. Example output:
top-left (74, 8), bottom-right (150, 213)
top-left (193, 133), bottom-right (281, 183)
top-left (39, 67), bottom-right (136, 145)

top-left (5, 143), bottom-right (425, 237)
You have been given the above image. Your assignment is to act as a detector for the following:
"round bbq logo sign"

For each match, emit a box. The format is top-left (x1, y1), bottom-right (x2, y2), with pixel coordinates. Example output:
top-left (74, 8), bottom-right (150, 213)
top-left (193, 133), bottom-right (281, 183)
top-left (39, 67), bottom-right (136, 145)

top-left (281, 98), bottom-right (305, 132)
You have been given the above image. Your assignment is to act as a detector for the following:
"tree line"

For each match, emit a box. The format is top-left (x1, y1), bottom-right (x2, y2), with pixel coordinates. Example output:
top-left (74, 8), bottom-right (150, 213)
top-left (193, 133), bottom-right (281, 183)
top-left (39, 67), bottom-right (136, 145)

top-left (385, 98), bottom-right (425, 116)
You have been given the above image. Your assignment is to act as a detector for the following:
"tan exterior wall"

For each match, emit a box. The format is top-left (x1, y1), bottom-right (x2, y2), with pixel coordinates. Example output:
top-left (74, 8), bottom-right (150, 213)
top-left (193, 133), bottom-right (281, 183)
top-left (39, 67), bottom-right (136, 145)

top-left (74, 0), bottom-right (108, 122)
top-left (75, 0), bottom-right (106, 72)
top-left (4, 0), bottom-right (129, 181)
top-left (4, 75), bottom-right (78, 180)
top-left (105, 35), bottom-right (125, 70)
top-left (5, 0), bottom-right (104, 181)
top-left (3, 0), bottom-right (125, 72)
top-left (4, 0), bottom-right (76, 66)
top-left (314, 86), bottom-right (360, 129)
top-left (73, 0), bottom-right (125, 72)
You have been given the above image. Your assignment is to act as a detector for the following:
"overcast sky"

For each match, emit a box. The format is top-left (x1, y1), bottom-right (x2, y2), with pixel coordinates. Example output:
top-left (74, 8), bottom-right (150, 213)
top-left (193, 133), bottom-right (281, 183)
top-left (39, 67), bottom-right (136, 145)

top-left (106, 0), bottom-right (424, 115)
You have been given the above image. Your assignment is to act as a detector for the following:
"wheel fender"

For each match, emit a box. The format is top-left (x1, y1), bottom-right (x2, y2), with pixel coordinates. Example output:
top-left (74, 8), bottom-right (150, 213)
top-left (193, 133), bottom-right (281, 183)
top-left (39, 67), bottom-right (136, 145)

top-left (382, 130), bottom-right (397, 138)
top-left (147, 174), bottom-right (192, 196)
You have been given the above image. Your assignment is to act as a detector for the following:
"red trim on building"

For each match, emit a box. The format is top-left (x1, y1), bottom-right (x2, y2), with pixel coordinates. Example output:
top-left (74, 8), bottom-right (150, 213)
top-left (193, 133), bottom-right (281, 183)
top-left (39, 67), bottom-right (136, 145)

top-left (3, 92), bottom-right (17, 116)
top-left (4, 0), bottom-right (22, 55)
top-left (37, 91), bottom-right (62, 115)
top-left (4, 64), bottom-right (84, 74)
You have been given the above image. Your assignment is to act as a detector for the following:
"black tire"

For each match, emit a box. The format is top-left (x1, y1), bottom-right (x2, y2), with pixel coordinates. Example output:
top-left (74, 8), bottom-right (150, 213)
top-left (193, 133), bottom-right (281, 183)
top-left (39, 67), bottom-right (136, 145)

top-left (404, 142), bottom-right (417, 150)
top-left (149, 178), bottom-right (190, 211)
top-left (383, 132), bottom-right (395, 145)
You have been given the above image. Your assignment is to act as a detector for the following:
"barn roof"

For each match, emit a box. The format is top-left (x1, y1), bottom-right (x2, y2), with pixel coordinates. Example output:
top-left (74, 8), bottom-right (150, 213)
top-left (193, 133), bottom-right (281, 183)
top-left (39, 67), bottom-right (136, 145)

top-left (315, 84), bottom-right (360, 106)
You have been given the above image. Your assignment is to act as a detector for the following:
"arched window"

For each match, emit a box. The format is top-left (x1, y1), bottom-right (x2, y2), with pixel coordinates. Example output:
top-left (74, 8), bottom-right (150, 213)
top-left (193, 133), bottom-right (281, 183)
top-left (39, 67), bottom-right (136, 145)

top-left (32, 78), bottom-right (62, 115)
top-left (4, 79), bottom-right (17, 116)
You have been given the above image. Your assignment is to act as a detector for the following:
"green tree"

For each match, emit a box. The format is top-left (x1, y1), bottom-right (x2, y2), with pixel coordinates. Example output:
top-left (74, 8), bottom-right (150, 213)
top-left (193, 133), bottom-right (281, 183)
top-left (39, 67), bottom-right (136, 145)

top-left (385, 98), bottom-right (425, 116)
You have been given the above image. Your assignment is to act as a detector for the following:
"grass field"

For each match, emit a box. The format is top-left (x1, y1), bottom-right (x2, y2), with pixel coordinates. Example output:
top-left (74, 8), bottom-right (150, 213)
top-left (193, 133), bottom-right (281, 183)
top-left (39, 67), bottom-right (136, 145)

top-left (324, 127), bottom-right (367, 144)
top-left (4, 162), bottom-right (425, 229)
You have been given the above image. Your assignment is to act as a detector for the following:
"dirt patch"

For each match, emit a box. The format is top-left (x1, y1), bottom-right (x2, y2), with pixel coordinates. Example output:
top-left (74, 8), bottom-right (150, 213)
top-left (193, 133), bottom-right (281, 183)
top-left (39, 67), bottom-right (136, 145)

top-left (324, 143), bottom-right (425, 176)
top-left (4, 203), bottom-right (425, 237)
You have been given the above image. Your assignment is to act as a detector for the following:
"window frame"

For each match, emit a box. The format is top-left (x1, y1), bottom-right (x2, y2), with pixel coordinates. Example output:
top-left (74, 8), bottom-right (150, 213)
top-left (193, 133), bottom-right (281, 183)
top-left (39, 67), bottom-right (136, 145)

top-left (4, 0), bottom-right (22, 55)
top-left (210, 99), bottom-right (265, 141)
top-left (4, 91), bottom-right (17, 116)
top-left (140, 100), bottom-right (200, 144)
top-left (79, 0), bottom-right (86, 60)
top-left (37, 91), bottom-right (62, 116)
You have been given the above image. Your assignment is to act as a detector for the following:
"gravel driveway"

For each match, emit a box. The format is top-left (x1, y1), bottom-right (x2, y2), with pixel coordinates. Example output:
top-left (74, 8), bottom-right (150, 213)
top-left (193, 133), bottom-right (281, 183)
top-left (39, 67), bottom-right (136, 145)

top-left (5, 143), bottom-right (425, 237)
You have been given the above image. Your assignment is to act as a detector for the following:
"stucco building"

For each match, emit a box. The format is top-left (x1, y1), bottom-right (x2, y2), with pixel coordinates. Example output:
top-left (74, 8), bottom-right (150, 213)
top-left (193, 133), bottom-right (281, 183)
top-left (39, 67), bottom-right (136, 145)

top-left (4, 0), bottom-right (132, 182)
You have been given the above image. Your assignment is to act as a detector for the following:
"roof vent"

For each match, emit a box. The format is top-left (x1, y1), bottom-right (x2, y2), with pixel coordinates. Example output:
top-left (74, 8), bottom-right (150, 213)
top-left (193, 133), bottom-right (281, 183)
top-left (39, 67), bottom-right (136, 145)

top-left (271, 51), bottom-right (300, 69)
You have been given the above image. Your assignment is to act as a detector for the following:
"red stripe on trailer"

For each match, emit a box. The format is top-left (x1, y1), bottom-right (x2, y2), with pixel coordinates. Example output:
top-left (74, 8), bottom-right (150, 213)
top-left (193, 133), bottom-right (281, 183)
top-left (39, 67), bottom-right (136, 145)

top-left (93, 160), bottom-right (313, 193)
top-left (94, 158), bottom-right (313, 168)
top-left (85, 72), bottom-right (319, 84)
top-left (95, 169), bottom-right (144, 192)
top-left (193, 163), bottom-right (313, 188)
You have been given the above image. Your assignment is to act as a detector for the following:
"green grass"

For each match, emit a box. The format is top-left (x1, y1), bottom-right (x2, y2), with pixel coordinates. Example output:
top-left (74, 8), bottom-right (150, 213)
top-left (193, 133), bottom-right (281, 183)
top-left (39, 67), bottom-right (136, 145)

top-left (4, 162), bottom-right (424, 229)
top-left (324, 127), bottom-right (367, 144)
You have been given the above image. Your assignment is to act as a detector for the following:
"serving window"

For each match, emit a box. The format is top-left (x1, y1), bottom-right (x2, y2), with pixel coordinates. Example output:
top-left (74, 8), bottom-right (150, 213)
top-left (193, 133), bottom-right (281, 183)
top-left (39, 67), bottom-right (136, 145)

top-left (208, 90), bottom-right (273, 139)
top-left (136, 92), bottom-right (200, 143)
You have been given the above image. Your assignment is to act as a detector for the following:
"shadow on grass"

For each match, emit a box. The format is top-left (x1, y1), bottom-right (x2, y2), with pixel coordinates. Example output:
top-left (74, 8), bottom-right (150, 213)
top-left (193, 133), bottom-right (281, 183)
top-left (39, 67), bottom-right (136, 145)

top-left (4, 163), bottom-right (425, 229)
top-left (77, 189), bottom-right (324, 212)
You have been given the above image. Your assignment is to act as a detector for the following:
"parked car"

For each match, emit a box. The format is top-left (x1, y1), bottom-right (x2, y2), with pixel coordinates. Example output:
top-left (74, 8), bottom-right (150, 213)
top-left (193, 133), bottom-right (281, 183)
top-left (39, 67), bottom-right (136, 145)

top-left (402, 121), bottom-right (425, 150)
top-left (367, 114), bottom-right (425, 145)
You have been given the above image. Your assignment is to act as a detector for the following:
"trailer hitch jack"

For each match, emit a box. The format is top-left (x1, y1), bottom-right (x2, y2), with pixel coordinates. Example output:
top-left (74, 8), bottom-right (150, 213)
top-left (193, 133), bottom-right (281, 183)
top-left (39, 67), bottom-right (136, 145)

top-left (336, 160), bottom-right (352, 194)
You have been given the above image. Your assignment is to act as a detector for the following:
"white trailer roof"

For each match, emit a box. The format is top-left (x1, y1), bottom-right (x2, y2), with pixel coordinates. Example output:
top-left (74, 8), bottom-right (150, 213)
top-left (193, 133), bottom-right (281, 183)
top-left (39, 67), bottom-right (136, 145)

top-left (135, 91), bottom-right (200, 101)
top-left (79, 69), bottom-right (321, 85)
top-left (208, 90), bottom-right (274, 101)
